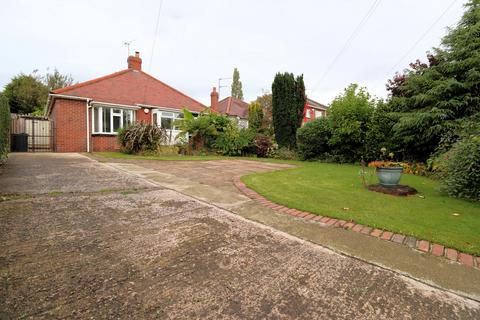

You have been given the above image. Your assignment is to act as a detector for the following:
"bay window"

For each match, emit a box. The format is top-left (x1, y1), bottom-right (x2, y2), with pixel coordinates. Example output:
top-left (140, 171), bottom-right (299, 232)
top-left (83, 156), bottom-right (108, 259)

top-left (92, 106), bottom-right (134, 134)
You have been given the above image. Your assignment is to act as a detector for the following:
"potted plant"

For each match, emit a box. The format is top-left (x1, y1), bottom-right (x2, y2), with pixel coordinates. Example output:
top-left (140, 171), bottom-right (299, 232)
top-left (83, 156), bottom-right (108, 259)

top-left (368, 148), bottom-right (403, 187)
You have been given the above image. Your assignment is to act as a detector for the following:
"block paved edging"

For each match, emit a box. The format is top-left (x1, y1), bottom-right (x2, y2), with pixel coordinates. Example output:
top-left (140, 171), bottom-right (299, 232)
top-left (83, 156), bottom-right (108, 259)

top-left (233, 176), bottom-right (480, 270)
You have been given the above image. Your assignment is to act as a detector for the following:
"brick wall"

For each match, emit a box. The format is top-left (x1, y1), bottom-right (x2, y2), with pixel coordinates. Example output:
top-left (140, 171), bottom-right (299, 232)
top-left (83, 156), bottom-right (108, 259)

top-left (136, 108), bottom-right (152, 124)
top-left (91, 135), bottom-right (120, 152)
top-left (51, 101), bottom-right (154, 152)
top-left (52, 99), bottom-right (87, 152)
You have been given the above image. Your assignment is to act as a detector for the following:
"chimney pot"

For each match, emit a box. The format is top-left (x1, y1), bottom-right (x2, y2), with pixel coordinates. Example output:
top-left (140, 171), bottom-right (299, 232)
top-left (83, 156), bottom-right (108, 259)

top-left (127, 52), bottom-right (142, 71)
top-left (210, 87), bottom-right (219, 112)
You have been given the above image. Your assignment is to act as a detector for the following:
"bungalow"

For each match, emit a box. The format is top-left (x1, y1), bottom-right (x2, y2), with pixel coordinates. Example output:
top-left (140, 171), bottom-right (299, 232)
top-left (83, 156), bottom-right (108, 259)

top-left (211, 94), bottom-right (249, 129)
top-left (45, 52), bottom-right (206, 152)
top-left (303, 98), bottom-right (328, 124)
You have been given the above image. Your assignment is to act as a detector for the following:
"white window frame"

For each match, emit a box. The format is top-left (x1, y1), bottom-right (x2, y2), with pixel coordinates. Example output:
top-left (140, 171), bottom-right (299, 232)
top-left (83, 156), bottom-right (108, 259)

top-left (305, 109), bottom-right (311, 118)
top-left (314, 110), bottom-right (323, 118)
top-left (92, 106), bottom-right (135, 134)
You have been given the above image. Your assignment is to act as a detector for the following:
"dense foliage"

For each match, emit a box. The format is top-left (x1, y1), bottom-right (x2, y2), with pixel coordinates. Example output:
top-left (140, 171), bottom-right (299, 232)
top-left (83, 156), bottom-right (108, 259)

top-left (254, 134), bottom-right (273, 158)
top-left (248, 102), bottom-right (264, 132)
top-left (118, 122), bottom-right (167, 154)
top-left (296, 118), bottom-right (331, 160)
top-left (0, 95), bottom-right (10, 164)
top-left (3, 69), bottom-right (75, 115)
top-left (272, 72), bottom-right (305, 149)
top-left (3, 72), bottom-right (48, 114)
top-left (176, 109), bottom-right (231, 151)
top-left (387, 0), bottom-right (480, 161)
top-left (231, 68), bottom-right (244, 100)
top-left (440, 136), bottom-right (480, 201)
top-left (214, 122), bottom-right (251, 156)
top-left (328, 84), bottom-right (375, 162)
top-left (252, 93), bottom-right (273, 134)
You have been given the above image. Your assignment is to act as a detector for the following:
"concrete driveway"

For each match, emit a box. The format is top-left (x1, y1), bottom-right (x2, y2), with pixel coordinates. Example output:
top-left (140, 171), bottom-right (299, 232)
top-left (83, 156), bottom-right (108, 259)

top-left (1, 153), bottom-right (479, 319)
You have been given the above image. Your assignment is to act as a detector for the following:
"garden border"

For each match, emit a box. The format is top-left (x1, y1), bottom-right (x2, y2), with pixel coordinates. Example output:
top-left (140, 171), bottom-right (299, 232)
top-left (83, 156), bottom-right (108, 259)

top-left (233, 175), bottom-right (480, 270)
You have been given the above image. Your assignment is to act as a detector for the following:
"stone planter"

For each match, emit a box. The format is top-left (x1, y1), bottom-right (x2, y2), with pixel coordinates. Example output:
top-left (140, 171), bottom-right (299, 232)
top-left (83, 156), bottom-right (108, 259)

top-left (376, 167), bottom-right (403, 187)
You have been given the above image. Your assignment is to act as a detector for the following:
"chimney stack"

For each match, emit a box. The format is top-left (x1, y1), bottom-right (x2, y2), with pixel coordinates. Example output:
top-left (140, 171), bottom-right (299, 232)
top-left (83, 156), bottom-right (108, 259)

top-left (210, 87), bottom-right (219, 111)
top-left (127, 51), bottom-right (142, 71)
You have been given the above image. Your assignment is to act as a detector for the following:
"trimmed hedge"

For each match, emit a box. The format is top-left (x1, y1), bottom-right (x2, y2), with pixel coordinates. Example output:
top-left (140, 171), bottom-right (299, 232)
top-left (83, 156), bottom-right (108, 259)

top-left (0, 95), bottom-right (10, 164)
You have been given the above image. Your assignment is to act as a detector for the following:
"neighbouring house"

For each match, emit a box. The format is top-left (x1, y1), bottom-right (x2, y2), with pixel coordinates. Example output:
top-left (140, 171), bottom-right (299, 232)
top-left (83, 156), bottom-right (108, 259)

top-left (45, 52), bottom-right (206, 152)
top-left (210, 90), bottom-right (249, 129)
top-left (302, 98), bottom-right (328, 125)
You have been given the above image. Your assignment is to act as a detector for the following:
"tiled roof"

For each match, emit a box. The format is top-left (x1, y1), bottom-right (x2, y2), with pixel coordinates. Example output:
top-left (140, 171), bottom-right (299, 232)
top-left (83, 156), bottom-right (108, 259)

top-left (307, 98), bottom-right (328, 110)
top-left (217, 96), bottom-right (249, 119)
top-left (51, 69), bottom-right (206, 112)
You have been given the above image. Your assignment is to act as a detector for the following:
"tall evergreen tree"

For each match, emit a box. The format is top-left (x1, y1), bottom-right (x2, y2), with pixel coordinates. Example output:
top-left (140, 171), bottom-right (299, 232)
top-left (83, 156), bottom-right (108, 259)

top-left (387, 0), bottom-right (480, 160)
top-left (231, 68), bottom-right (244, 100)
top-left (271, 72), bottom-right (306, 149)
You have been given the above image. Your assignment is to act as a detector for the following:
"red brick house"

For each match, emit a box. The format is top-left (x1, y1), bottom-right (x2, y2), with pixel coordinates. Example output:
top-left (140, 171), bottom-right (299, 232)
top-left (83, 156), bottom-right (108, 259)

top-left (45, 52), bottom-right (206, 152)
top-left (302, 98), bottom-right (328, 125)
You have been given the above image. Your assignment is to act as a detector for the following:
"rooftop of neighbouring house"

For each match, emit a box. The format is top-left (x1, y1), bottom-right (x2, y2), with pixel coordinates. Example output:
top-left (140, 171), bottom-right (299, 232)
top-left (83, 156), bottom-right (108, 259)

top-left (49, 52), bottom-right (206, 113)
top-left (217, 96), bottom-right (249, 119)
top-left (307, 98), bottom-right (328, 110)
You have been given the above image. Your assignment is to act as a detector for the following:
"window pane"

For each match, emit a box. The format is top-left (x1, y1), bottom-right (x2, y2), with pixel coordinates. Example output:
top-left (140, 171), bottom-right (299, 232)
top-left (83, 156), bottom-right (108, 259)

top-left (113, 115), bottom-right (121, 131)
top-left (162, 112), bottom-right (174, 118)
top-left (123, 110), bottom-right (132, 127)
top-left (113, 109), bottom-right (121, 114)
top-left (93, 107), bottom-right (100, 132)
top-left (103, 108), bottom-right (111, 133)
top-left (161, 117), bottom-right (172, 129)
top-left (153, 113), bottom-right (158, 126)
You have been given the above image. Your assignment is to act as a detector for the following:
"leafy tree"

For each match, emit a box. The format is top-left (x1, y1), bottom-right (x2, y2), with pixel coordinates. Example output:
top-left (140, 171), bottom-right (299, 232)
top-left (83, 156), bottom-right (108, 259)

top-left (3, 71), bottom-right (48, 114)
top-left (387, 0), bottom-right (480, 161)
top-left (231, 68), bottom-right (244, 100)
top-left (3, 68), bottom-right (75, 115)
top-left (253, 93), bottom-right (273, 132)
top-left (44, 68), bottom-right (75, 91)
top-left (271, 72), bottom-right (306, 149)
top-left (248, 102), bottom-right (264, 132)
top-left (328, 84), bottom-right (375, 162)
top-left (364, 101), bottom-right (400, 161)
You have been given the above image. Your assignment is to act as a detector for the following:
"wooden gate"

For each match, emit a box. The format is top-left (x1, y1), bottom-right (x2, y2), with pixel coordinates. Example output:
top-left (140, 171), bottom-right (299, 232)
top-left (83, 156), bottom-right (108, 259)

top-left (10, 114), bottom-right (54, 152)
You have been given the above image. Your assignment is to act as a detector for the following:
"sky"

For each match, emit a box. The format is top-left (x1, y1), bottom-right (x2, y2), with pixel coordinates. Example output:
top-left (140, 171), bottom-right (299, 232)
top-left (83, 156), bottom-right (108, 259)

top-left (0, 0), bottom-right (466, 106)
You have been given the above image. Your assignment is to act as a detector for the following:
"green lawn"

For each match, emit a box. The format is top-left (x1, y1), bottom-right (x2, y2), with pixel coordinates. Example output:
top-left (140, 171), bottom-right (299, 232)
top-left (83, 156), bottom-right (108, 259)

top-left (242, 162), bottom-right (480, 255)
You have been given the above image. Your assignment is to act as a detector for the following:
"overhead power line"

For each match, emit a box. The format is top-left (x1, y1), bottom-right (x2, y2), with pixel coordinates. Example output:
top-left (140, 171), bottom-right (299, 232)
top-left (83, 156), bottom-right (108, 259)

top-left (388, 0), bottom-right (458, 75)
top-left (148, 0), bottom-right (165, 71)
top-left (310, 0), bottom-right (382, 91)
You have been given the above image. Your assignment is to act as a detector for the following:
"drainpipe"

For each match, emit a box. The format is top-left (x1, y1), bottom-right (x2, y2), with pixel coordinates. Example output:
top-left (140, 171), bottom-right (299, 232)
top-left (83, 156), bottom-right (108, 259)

top-left (86, 99), bottom-right (91, 152)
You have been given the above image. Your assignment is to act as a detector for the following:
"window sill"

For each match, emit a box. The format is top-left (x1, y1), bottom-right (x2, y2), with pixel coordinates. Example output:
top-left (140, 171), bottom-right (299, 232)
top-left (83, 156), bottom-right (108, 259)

top-left (92, 133), bottom-right (118, 136)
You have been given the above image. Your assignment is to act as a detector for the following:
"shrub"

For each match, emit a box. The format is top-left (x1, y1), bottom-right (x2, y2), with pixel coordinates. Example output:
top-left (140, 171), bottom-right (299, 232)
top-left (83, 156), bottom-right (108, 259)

top-left (118, 122), bottom-right (167, 154)
top-left (176, 109), bottom-right (231, 151)
top-left (268, 146), bottom-right (298, 160)
top-left (296, 118), bottom-right (331, 160)
top-left (254, 134), bottom-right (273, 157)
top-left (440, 136), bottom-right (480, 201)
top-left (214, 123), bottom-right (251, 156)
top-left (0, 95), bottom-right (10, 164)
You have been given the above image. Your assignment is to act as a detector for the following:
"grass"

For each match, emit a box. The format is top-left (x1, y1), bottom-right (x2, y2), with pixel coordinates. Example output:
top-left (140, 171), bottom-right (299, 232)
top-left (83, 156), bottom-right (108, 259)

top-left (242, 161), bottom-right (480, 255)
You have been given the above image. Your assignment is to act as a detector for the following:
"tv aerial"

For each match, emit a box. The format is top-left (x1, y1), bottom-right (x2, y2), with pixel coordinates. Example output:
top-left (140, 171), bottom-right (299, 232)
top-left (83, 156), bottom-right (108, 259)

top-left (123, 40), bottom-right (135, 56)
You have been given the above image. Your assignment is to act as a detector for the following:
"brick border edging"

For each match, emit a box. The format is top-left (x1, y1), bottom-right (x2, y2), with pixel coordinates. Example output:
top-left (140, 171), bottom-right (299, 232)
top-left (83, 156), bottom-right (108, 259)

top-left (233, 176), bottom-right (480, 270)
